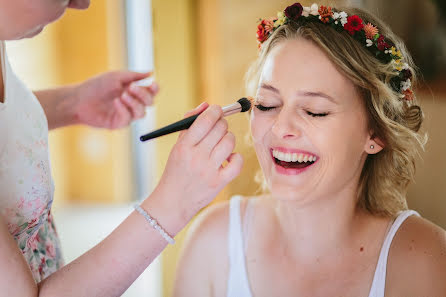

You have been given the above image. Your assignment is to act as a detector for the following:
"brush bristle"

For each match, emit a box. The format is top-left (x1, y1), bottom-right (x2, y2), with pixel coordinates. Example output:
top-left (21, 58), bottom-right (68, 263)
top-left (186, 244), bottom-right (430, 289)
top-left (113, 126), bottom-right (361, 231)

top-left (238, 97), bottom-right (254, 112)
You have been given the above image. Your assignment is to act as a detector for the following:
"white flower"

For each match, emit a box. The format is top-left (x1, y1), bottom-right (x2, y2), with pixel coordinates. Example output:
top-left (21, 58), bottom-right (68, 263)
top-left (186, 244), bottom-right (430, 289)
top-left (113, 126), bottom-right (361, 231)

top-left (310, 3), bottom-right (319, 16)
top-left (339, 11), bottom-right (348, 26)
top-left (401, 79), bottom-right (411, 91)
top-left (366, 39), bottom-right (373, 47)
top-left (402, 63), bottom-right (409, 70)
top-left (302, 6), bottom-right (310, 17)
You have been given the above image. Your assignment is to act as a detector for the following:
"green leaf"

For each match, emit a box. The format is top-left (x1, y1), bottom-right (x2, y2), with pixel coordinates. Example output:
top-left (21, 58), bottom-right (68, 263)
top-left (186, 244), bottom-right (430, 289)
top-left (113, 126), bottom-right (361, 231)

top-left (46, 259), bottom-right (54, 267)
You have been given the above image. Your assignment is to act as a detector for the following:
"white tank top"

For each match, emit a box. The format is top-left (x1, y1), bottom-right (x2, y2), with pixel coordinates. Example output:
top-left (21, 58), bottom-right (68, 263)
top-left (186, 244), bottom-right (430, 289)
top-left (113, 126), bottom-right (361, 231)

top-left (0, 41), bottom-right (63, 282)
top-left (226, 196), bottom-right (419, 297)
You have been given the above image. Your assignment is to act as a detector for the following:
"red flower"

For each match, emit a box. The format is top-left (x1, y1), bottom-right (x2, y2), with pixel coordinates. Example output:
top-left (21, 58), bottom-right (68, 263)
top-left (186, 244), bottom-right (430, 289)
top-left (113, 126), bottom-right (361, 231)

top-left (344, 15), bottom-right (364, 35)
top-left (256, 19), bottom-right (274, 44)
top-left (318, 5), bottom-right (333, 24)
top-left (256, 23), bottom-right (267, 43)
top-left (403, 89), bottom-right (414, 101)
top-left (284, 3), bottom-right (303, 21)
top-left (377, 35), bottom-right (390, 51)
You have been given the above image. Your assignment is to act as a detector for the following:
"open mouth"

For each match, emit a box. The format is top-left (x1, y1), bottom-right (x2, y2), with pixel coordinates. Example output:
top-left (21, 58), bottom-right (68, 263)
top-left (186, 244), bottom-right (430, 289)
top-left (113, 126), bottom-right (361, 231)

top-left (272, 149), bottom-right (317, 170)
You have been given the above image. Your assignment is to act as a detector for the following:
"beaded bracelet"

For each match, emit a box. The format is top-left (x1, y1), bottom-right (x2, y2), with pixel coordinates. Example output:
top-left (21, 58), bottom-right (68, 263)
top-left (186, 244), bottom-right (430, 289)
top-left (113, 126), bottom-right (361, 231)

top-left (134, 205), bottom-right (175, 245)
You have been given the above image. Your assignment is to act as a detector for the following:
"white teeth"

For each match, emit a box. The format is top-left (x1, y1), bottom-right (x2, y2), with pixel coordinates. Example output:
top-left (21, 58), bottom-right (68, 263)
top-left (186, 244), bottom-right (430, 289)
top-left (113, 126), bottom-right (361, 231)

top-left (272, 150), bottom-right (317, 163)
top-left (292, 153), bottom-right (298, 162)
top-left (278, 151), bottom-right (285, 160)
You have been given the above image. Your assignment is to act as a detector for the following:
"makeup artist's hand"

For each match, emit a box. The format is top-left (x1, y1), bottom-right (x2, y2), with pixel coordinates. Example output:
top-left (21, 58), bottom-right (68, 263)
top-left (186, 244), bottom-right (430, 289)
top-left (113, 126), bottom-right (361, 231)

top-left (153, 103), bottom-right (244, 221)
top-left (71, 71), bottom-right (159, 129)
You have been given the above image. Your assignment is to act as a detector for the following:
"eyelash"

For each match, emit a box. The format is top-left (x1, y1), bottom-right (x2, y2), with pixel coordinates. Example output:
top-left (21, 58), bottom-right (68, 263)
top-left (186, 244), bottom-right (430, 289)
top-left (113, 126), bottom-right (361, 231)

top-left (306, 111), bottom-right (328, 117)
top-left (255, 104), bottom-right (276, 111)
top-left (255, 104), bottom-right (328, 117)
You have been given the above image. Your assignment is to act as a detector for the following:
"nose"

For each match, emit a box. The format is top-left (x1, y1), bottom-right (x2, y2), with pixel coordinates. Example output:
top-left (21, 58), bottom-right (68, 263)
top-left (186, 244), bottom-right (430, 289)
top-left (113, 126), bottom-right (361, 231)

top-left (271, 107), bottom-right (302, 140)
top-left (68, 0), bottom-right (90, 9)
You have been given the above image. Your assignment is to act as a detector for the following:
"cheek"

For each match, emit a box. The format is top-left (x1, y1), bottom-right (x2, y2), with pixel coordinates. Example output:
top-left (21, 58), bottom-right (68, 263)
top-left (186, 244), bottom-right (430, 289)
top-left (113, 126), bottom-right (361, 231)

top-left (312, 117), bottom-right (368, 169)
top-left (250, 111), bottom-right (271, 143)
top-left (250, 112), bottom-right (273, 163)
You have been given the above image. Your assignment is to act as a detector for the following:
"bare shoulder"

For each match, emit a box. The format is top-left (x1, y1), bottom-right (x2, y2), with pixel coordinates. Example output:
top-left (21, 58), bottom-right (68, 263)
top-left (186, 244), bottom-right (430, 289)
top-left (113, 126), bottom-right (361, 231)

top-left (387, 214), bottom-right (446, 295)
top-left (173, 196), bottom-right (252, 297)
top-left (183, 199), bottom-right (232, 251)
top-left (183, 195), bottom-right (259, 248)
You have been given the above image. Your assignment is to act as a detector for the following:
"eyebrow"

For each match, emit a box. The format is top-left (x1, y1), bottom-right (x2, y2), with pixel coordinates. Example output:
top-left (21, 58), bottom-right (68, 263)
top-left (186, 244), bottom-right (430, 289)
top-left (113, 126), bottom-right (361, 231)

top-left (297, 91), bottom-right (338, 104)
top-left (259, 83), bottom-right (337, 104)
top-left (259, 83), bottom-right (279, 93)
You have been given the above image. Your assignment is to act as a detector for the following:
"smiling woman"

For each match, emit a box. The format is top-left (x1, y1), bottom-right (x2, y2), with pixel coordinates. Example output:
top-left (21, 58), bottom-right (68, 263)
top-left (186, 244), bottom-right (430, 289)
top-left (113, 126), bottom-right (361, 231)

top-left (172, 3), bottom-right (446, 297)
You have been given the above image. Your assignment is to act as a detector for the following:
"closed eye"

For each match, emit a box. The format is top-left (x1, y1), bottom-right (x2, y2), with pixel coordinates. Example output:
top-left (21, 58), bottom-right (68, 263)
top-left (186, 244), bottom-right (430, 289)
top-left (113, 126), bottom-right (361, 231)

top-left (306, 111), bottom-right (328, 117)
top-left (255, 104), bottom-right (276, 111)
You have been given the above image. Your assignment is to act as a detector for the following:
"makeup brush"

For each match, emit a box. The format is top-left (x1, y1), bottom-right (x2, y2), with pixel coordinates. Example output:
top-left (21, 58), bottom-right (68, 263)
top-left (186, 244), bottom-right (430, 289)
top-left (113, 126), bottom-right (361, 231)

top-left (140, 97), bottom-right (253, 142)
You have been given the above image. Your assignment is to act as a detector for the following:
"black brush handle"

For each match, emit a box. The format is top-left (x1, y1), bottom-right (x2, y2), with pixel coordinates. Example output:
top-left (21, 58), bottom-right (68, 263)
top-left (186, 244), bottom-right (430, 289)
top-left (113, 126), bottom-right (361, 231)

top-left (140, 114), bottom-right (199, 142)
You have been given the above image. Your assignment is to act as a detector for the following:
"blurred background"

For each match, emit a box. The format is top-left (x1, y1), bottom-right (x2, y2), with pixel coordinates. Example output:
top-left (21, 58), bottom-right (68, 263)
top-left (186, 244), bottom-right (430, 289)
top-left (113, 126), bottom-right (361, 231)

top-left (5, 0), bottom-right (446, 296)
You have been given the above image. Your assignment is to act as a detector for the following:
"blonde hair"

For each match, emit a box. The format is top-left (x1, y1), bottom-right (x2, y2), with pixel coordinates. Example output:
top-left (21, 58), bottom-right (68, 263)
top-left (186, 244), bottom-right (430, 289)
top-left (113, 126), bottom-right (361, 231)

top-left (246, 7), bottom-right (427, 217)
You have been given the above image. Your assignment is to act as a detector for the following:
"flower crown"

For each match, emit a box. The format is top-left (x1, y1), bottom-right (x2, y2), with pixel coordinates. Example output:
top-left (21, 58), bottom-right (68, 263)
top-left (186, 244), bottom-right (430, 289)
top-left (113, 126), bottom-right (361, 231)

top-left (256, 3), bottom-right (414, 101)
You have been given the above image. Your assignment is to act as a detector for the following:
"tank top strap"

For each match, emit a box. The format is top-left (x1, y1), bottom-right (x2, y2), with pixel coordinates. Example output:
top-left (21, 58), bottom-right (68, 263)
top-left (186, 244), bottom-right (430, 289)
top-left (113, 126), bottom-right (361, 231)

top-left (227, 195), bottom-right (253, 297)
top-left (368, 210), bottom-right (420, 297)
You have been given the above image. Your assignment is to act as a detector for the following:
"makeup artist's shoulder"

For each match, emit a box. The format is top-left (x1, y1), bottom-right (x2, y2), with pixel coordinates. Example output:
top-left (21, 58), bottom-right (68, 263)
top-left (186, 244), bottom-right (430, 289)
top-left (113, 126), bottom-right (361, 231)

top-left (386, 215), bottom-right (446, 294)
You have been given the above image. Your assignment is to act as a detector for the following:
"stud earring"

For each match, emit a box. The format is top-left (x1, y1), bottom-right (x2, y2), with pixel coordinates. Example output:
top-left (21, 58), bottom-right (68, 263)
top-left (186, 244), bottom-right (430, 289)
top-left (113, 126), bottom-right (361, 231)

top-left (370, 144), bottom-right (375, 149)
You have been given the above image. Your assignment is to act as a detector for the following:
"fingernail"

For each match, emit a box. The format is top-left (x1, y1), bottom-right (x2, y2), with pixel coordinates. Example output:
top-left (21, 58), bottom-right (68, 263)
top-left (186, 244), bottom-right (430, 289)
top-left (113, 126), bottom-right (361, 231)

top-left (150, 83), bottom-right (159, 93)
top-left (122, 91), bottom-right (131, 101)
top-left (130, 83), bottom-right (138, 93)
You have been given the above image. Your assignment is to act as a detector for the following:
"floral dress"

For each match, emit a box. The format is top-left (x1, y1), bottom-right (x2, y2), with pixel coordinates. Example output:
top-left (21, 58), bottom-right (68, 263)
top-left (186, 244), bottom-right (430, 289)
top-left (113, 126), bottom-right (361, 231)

top-left (0, 41), bottom-right (63, 282)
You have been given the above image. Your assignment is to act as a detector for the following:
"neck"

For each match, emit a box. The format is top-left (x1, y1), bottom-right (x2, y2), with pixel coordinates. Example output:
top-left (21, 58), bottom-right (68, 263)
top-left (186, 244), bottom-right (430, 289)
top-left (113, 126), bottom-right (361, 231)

top-left (269, 184), bottom-right (371, 262)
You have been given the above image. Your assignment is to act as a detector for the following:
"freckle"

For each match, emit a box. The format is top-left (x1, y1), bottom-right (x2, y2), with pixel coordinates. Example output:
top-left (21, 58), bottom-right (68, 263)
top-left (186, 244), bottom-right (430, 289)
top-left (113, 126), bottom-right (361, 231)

top-left (360, 247), bottom-right (364, 252)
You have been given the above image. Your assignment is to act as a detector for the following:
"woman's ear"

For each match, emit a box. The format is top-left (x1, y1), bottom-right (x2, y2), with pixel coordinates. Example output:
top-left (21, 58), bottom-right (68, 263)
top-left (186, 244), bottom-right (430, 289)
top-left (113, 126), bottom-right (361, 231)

top-left (365, 134), bottom-right (384, 154)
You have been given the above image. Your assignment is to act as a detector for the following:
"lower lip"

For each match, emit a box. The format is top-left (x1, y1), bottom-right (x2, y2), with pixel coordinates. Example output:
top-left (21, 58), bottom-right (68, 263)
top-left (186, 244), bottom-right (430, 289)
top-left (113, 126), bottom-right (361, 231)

top-left (273, 158), bottom-right (317, 176)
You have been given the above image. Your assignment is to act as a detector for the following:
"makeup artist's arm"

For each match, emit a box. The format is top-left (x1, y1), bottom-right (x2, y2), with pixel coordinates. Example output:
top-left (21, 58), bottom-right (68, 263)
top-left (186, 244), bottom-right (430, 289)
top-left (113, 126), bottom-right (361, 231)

top-left (34, 70), bottom-right (158, 130)
top-left (0, 103), bottom-right (243, 297)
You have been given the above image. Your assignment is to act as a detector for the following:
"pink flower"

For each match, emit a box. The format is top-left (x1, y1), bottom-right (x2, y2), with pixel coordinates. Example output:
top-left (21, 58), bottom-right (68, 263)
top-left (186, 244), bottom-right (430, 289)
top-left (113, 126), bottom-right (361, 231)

top-left (364, 23), bottom-right (378, 39)
top-left (27, 218), bottom-right (39, 229)
top-left (46, 243), bottom-right (56, 258)
top-left (7, 223), bottom-right (20, 236)
top-left (27, 237), bottom-right (38, 251)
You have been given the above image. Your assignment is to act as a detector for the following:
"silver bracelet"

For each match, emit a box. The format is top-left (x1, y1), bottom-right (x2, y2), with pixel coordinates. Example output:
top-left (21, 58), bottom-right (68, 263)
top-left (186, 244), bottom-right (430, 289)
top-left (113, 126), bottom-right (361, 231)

top-left (134, 205), bottom-right (175, 245)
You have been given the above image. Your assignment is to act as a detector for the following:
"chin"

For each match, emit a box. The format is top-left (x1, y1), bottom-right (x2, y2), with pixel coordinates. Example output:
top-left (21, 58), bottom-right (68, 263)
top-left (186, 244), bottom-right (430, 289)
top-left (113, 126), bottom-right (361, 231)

top-left (24, 27), bottom-right (44, 38)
